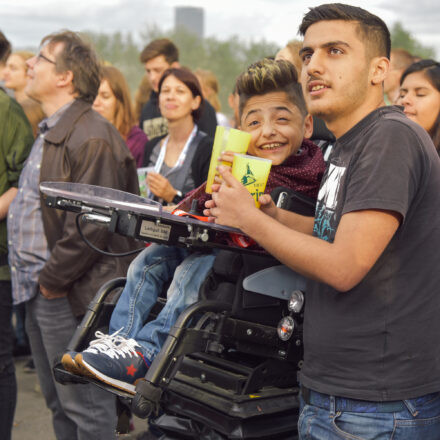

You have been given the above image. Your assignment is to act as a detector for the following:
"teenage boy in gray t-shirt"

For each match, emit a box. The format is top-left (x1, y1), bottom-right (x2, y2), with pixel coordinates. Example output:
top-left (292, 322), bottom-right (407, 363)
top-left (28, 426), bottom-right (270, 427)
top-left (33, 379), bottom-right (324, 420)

top-left (205, 4), bottom-right (440, 439)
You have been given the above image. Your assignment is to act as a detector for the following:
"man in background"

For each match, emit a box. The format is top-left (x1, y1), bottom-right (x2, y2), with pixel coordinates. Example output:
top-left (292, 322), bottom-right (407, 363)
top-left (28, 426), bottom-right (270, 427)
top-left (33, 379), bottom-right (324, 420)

top-left (0, 31), bottom-right (13, 95)
top-left (8, 31), bottom-right (138, 440)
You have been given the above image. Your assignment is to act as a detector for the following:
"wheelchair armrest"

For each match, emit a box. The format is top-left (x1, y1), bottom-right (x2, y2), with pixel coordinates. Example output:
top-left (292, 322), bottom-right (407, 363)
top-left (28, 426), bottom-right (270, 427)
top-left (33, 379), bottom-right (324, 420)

top-left (242, 265), bottom-right (307, 300)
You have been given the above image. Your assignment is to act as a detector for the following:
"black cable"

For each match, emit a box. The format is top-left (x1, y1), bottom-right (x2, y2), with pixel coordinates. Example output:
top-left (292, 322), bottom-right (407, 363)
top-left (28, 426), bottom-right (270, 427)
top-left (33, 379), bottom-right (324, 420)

top-left (75, 213), bottom-right (144, 257)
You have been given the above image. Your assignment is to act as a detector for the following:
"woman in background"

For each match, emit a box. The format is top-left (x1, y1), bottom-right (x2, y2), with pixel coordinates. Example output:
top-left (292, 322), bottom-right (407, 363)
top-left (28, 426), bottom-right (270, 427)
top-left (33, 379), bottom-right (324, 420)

top-left (93, 65), bottom-right (148, 167)
top-left (397, 59), bottom-right (440, 153)
top-left (3, 51), bottom-right (33, 103)
top-left (143, 67), bottom-right (212, 205)
top-left (4, 51), bottom-right (44, 136)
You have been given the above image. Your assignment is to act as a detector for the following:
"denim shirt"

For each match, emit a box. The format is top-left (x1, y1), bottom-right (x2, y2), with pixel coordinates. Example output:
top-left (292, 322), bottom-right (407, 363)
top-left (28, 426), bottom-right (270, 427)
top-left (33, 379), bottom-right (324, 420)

top-left (8, 101), bottom-right (73, 304)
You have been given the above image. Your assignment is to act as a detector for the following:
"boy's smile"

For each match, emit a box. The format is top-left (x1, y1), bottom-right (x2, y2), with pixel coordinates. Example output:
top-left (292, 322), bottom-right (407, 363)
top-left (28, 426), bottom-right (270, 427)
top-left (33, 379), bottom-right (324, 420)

top-left (241, 91), bottom-right (313, 165)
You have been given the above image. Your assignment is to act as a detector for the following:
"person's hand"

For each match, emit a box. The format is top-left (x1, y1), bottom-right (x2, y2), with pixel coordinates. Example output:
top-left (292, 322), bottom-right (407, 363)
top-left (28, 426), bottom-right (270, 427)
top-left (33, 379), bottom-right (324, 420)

top-left (203, 165), bottom-right (257, 229)
top-left (218, 151), bottom-right (235, 165)
top-left (146, 172), bottom-right (176, 203)
top-left (40, 285), bottom-right (67, 299)
top-left (258, 194), bottom-right (279, 221)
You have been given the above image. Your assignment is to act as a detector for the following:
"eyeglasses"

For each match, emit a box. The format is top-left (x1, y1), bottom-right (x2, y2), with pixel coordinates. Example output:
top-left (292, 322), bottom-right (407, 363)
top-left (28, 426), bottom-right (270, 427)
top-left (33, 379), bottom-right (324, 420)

top-left (36, 53), bottom-right (56, 65)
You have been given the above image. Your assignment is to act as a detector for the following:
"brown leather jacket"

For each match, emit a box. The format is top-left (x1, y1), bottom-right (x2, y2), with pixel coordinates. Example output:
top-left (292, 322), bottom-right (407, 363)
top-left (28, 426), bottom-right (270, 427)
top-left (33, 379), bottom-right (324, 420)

top-left (38, 99), bottom-right (139, 316)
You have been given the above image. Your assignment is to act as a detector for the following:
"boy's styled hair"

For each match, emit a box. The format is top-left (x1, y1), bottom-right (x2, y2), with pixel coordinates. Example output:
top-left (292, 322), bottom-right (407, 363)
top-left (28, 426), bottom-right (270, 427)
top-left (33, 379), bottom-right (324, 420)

top-left (41, 30), bottom-right (101, 103)
top-left (236, 58), bottom-right (307, 118)
top-left (299, 3), bottom-right (391, 59)
top-left (140, 38), bottom-right (179, 64)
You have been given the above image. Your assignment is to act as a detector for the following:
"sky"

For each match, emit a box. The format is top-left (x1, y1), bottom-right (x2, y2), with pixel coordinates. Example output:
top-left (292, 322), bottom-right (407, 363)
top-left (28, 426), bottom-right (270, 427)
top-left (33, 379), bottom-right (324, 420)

top-left (1, 0), bottom-right (439, 57)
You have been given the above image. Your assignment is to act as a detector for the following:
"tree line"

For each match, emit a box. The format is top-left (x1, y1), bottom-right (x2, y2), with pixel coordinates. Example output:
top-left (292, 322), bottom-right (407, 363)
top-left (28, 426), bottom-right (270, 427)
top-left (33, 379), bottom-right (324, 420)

top-left (79, 22), bottom-right (435, 117)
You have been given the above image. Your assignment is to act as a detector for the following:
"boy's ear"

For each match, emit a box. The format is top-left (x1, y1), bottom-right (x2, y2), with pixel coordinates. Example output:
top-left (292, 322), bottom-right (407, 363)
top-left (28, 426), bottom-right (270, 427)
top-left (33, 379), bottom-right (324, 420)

top-left (370, 56), bottom-right (389, 86)
top-left (303, 114), bottom-right (314, 139)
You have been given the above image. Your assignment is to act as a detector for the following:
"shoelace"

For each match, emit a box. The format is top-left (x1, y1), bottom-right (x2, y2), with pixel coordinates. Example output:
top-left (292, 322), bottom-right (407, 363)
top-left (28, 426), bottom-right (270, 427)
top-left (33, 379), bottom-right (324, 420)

top-left (84, 328), bottom-right (125, 354)
top-left (103, 338), bottom-right (141, 360)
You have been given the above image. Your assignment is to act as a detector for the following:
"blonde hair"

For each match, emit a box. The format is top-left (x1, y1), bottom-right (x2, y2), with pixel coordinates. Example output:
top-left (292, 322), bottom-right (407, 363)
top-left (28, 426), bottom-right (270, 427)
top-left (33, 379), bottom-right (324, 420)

top-left (9, 51), bottom-right (34, 72)
top-left (276, 40), bottom-right (303, 74)
top-left (195, 68), bottom-right (221, 112)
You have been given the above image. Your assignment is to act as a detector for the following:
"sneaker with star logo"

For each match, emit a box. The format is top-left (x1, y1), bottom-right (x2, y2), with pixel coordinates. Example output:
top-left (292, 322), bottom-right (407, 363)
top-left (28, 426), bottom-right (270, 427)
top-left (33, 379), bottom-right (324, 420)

top-left (75, 337), bottom-right (150, 394)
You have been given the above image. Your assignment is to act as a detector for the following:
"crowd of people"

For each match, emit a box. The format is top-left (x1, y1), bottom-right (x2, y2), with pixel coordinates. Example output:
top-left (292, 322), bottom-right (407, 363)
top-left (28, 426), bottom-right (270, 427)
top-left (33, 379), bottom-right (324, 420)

top-left (0, 2), bottom-right (440, 439)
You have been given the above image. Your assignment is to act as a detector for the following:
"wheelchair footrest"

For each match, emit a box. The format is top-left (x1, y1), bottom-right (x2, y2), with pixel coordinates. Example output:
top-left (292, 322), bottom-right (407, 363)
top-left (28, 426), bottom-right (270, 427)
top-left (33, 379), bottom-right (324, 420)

top-left (53, 362), bottom-right (135, 400)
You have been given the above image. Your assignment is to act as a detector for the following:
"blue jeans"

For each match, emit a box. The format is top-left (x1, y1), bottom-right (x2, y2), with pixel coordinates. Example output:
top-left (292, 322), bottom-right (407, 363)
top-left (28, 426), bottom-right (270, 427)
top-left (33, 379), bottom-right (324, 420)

top-left (26, 294), bottom-right (117, 440)
top-left (298, 388), bottom-right (440, 439)
top-left (109, 244), bottom-right (216, 363)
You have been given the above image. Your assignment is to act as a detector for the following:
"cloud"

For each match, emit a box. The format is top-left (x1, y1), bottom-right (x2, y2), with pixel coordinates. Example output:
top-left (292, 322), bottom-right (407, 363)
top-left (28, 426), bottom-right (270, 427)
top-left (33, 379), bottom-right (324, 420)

top-left (1, 0), bottom-right (438, 56)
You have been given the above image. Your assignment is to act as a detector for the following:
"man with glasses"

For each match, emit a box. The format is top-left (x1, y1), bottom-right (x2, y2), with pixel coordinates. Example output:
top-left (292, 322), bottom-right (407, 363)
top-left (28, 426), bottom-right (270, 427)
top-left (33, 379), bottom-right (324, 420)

top-left (8, 31), bottom-right (138, 440)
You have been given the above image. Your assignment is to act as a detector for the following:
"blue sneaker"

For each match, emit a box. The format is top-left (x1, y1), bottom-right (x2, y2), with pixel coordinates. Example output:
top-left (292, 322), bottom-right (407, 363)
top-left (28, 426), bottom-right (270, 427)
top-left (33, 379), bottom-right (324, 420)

top-left (63, 330), bottom-right (124, 377)
top-left (75, 337), bottom-right (150, 394)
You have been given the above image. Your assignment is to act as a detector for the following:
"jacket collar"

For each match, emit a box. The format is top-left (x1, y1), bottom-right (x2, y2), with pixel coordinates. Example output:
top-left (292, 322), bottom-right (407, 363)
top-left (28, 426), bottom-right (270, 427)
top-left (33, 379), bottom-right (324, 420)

top-left (44, 99), bottom-right (92, 145)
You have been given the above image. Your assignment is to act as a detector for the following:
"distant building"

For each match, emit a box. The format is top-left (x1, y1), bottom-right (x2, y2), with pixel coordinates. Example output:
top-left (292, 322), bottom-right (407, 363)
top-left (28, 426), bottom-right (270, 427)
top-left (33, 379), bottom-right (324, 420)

top-left (174, 6), bottom-right (204, 39)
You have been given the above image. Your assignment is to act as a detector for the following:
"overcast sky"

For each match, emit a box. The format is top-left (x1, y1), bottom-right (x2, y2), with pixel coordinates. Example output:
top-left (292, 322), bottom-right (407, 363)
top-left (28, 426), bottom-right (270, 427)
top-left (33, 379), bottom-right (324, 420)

top-left (2, 0), bottom-right (439, 58)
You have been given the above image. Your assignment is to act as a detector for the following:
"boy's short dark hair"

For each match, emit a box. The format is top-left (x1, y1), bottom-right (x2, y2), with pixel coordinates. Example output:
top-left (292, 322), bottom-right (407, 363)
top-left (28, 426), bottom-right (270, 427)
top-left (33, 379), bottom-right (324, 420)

top-left (0, 31), bottom-right (11, 65)
top-left (299, 3), bottom-right (391, 59)
top-left (236, 58), bottom-right (307, 119)
top-left (42, 31), bottom-right (101, 103)
top-left (140, 39), bottom-right (179, 64)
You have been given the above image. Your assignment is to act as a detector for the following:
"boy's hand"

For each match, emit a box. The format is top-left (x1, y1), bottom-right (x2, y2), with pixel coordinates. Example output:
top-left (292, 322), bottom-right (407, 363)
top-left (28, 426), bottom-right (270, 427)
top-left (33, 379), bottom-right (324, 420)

top-left (204, 165), bottom-right (257, 230)
top-left (218, 151), bottom-right (235, 165)
top-left (258, 194), bottom-right (279, 221)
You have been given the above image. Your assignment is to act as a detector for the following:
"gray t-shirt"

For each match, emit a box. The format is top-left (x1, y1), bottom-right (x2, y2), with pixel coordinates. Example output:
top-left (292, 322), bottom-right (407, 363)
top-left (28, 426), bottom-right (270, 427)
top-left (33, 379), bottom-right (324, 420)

top-left (300, 106), bottom-right (440, 401)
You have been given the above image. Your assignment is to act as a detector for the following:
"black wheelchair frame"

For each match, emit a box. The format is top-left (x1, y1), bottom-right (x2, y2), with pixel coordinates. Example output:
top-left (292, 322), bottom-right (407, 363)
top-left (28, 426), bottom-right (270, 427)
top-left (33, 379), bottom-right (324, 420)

top-left (43, 182), bottom-right (308, 439)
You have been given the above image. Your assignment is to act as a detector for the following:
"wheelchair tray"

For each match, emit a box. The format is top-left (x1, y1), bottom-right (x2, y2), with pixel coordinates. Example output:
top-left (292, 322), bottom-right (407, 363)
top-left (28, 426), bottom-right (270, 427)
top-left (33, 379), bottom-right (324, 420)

top-left (40, 182), bottom-right (257, 252)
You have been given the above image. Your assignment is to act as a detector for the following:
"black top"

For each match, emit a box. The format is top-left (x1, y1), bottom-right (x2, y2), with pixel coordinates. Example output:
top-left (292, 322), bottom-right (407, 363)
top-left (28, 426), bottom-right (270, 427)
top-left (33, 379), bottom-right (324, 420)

top-left (143, 132), bottom-right (213, 199)
top-left (139, 90), bottom-right (218, 139)
top-left (300, 106), bottom-right (440, 401)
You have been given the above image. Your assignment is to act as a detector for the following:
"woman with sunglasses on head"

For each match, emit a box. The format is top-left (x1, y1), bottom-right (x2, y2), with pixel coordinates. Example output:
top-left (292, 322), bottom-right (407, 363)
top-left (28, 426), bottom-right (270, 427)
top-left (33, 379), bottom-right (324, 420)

top-left (397, 59), bottom-right (440, 153)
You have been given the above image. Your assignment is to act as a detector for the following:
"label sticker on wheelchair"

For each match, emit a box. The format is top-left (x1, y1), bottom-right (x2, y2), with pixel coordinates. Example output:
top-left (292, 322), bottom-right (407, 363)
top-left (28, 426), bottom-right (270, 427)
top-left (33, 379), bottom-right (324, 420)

top-left (139, 220), bottom-right (171, 241)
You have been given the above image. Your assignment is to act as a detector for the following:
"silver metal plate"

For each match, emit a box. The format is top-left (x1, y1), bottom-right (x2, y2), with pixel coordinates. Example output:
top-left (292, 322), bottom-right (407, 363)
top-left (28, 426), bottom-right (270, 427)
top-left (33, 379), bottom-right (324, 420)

top-left (139, 220), bottom-right (171, 241)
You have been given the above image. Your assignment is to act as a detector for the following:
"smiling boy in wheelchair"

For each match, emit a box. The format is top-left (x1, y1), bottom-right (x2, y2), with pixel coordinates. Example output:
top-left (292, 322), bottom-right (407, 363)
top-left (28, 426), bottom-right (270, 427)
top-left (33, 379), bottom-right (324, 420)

top-left (61, 58), bottom-right (325, 396)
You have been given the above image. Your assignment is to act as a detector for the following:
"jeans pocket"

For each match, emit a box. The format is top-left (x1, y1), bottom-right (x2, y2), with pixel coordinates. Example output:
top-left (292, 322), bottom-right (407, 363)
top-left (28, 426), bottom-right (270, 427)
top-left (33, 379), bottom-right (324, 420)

top-left (332, 411), bottom-right (380, 440)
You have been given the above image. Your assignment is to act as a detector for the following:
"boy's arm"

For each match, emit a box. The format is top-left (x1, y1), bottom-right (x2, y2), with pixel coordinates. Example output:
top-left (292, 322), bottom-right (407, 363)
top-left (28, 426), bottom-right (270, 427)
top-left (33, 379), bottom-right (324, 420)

top-left (207, 167), bottom-right (400, 292)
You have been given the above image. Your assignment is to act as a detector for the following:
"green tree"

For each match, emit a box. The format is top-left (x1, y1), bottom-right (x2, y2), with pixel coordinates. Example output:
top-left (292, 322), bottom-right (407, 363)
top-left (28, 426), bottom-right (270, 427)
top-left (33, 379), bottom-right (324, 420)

top-left (140, 26), bottom-right (280, 114)
top-left (390, 22), bottom-right (436, 59)
top-left (84, 26), bottom-right (280, 117)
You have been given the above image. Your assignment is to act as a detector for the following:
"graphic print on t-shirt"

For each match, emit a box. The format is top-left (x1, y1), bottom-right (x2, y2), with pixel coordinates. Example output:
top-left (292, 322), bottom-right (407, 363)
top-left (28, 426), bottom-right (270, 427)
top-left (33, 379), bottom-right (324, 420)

top-left (314, 163), bottom-right (346, 242)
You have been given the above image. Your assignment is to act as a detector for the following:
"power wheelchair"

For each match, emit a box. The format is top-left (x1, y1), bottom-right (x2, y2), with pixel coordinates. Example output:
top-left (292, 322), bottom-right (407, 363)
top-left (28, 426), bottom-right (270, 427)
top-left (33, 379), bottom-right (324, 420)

top-left (40, 181), bottom-right (312, 439)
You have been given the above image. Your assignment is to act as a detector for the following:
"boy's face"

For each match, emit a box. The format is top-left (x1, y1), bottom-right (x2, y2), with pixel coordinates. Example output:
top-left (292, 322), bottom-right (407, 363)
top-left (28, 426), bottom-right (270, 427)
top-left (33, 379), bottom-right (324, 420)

top-left (145, 55), bottom-right (172, 92)
top-left (299, 20), bottom-right (371, 123)
top-left (240, 91), bottom-right (312, 166)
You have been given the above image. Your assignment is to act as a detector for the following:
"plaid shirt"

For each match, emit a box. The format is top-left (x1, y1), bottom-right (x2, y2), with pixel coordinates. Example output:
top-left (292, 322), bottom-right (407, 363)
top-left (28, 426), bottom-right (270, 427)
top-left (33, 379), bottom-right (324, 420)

top-left (8, 102), bottom-right (72, 304)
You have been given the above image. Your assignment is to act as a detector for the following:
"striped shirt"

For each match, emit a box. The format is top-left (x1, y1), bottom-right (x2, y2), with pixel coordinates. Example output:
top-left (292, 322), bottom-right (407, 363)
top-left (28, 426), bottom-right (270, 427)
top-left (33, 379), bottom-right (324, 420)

top-left (8, 101), bottom-right (72, 304)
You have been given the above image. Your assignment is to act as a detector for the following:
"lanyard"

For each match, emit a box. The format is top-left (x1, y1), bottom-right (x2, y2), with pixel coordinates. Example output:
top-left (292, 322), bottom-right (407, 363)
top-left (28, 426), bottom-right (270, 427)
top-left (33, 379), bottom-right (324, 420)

top-left (154, 125), bottom-right (198, 175)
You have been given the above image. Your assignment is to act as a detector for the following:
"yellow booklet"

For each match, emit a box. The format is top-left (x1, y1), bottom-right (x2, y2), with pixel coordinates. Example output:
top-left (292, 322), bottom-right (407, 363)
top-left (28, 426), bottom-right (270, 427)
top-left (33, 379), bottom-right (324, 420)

top-left (205, 126), bottom-right (251, 193)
